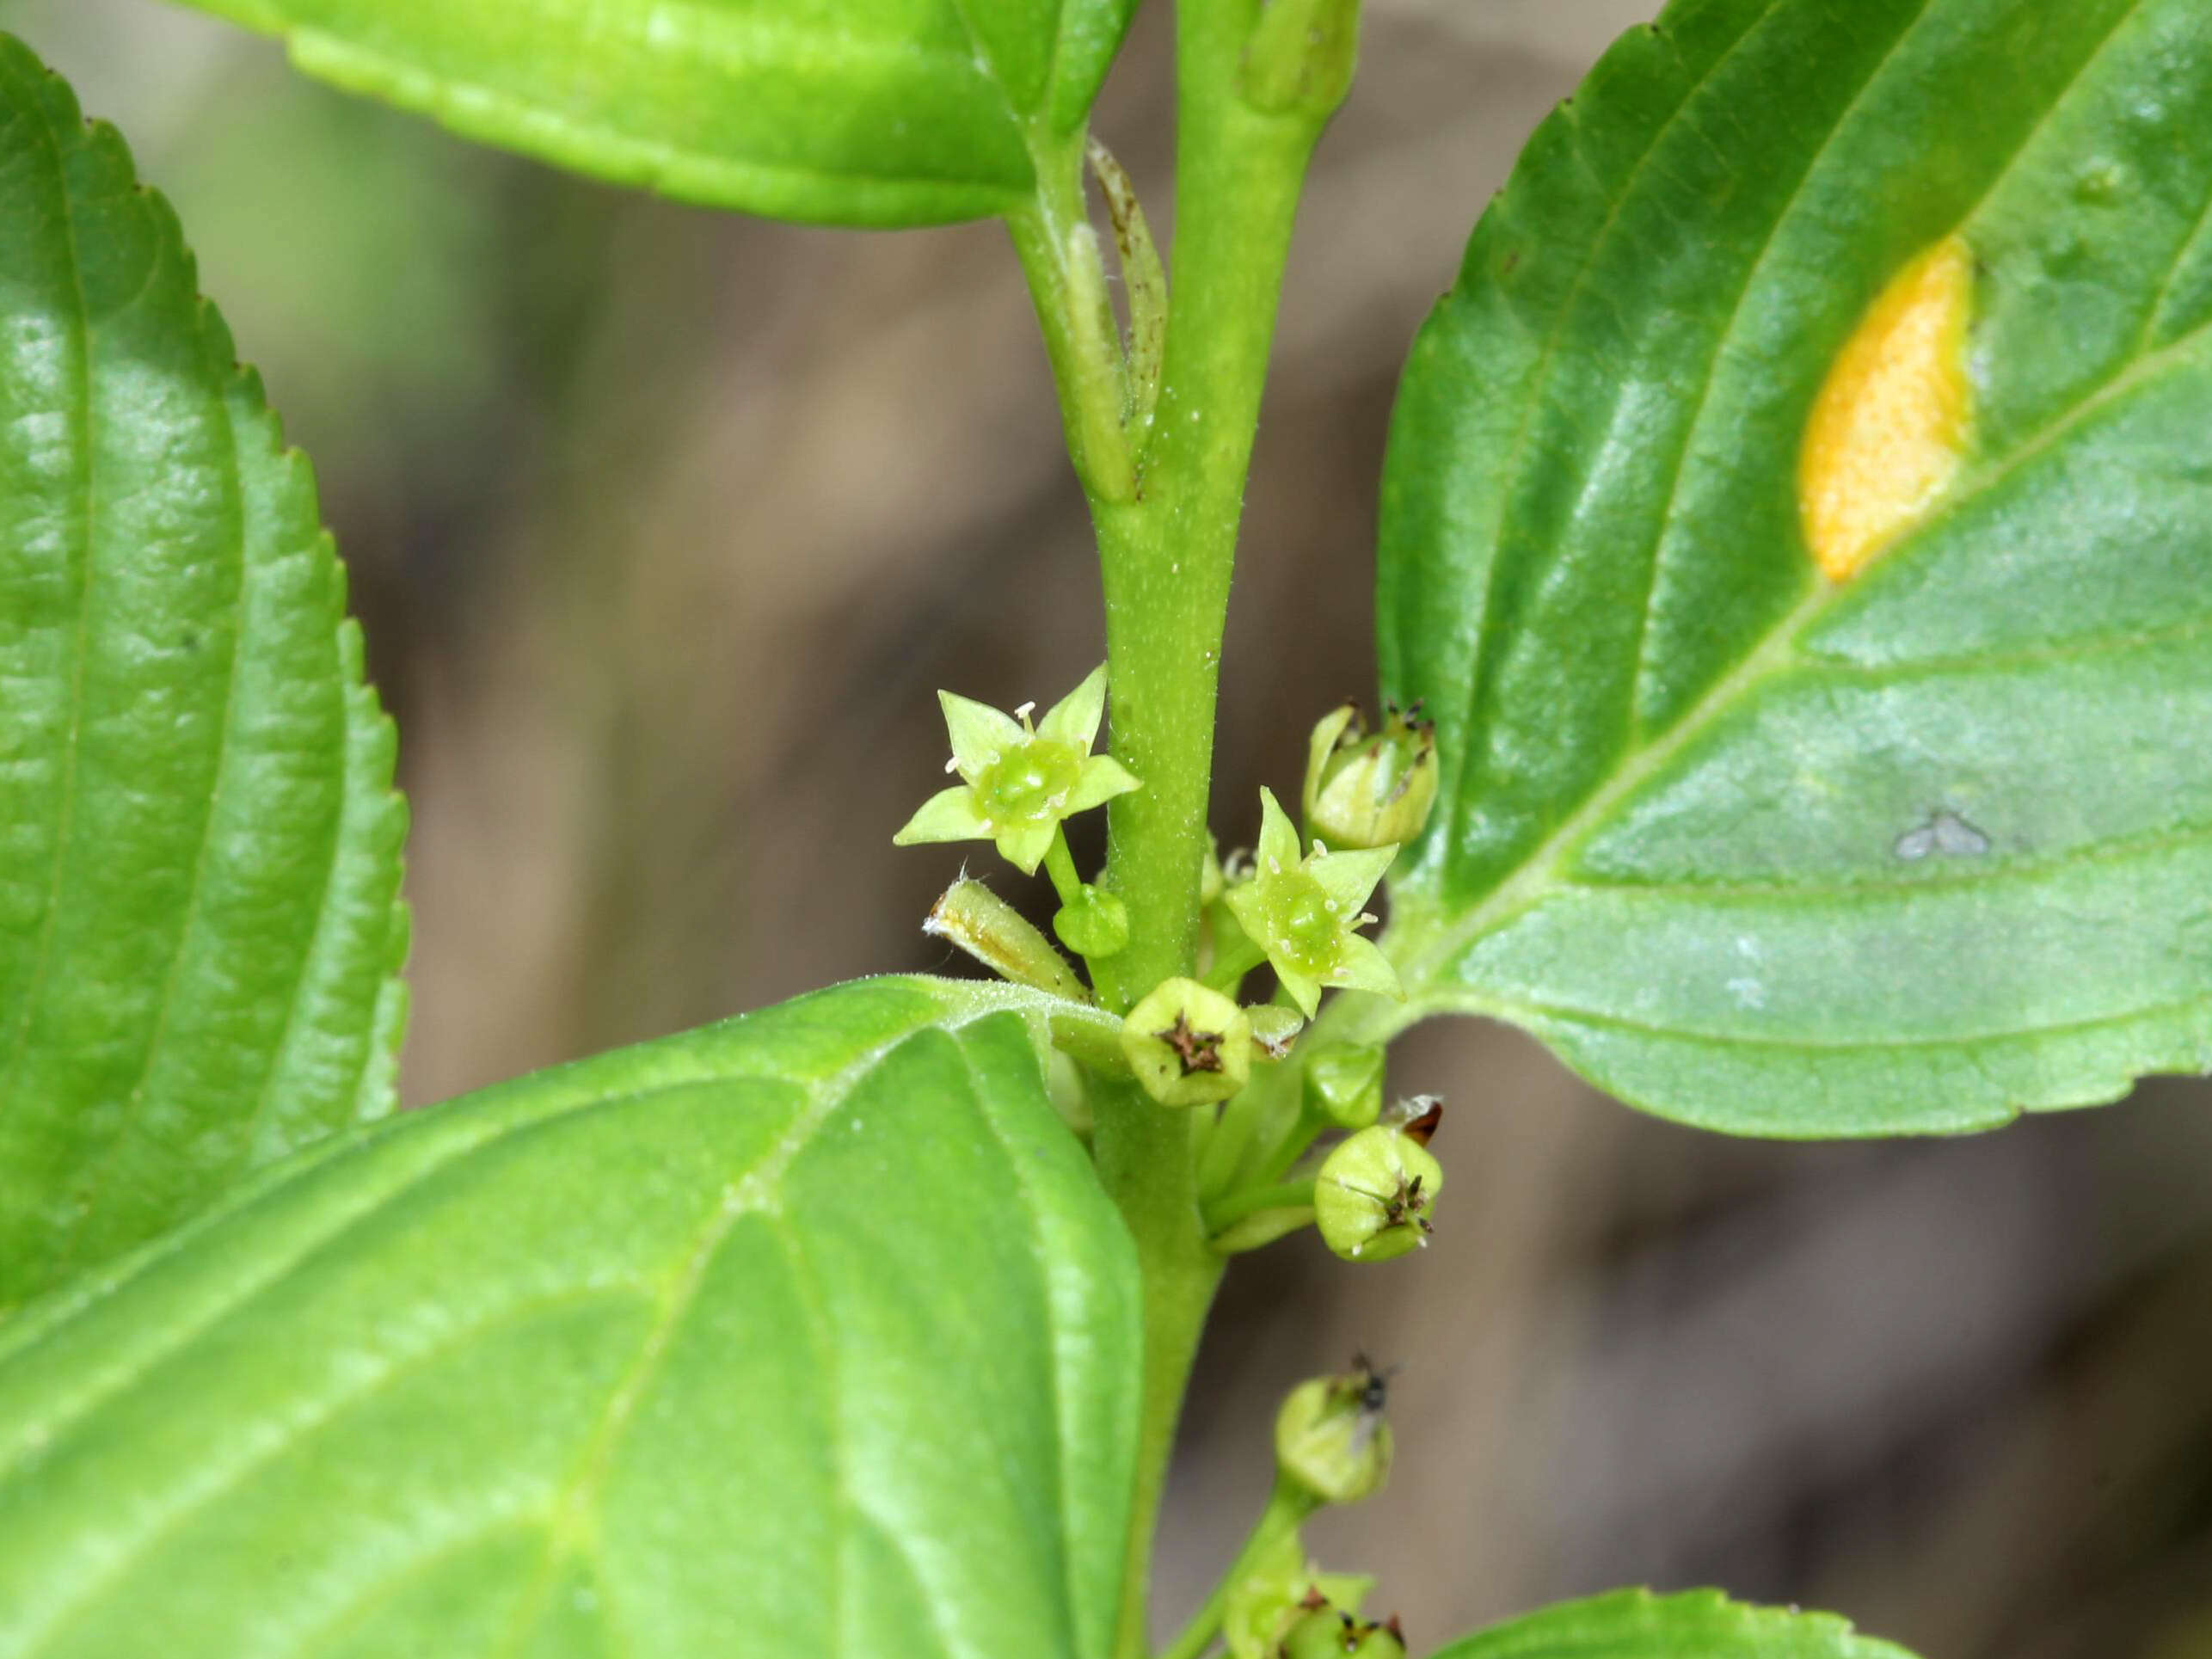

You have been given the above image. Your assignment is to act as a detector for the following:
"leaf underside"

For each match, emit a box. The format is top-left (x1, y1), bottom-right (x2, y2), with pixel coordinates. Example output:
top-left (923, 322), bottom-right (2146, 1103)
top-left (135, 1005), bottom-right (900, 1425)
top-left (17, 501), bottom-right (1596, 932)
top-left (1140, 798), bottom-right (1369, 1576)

top-left (1431, 1588), bottom-right (1920, 1659)
top-left (1379, 0), bottom-right (2212, 1136)
top-left (168, 0), bottom-right (1141, 227)
top-left (0, 34), bottom-right (408, 1307)
top-left (0, 976), bottom-right (1141, 1659)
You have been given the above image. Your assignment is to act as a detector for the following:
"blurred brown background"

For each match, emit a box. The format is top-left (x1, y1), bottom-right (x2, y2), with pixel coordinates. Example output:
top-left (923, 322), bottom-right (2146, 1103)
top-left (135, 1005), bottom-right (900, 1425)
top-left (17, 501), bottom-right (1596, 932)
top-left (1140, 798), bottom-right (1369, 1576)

top-left (13, 2), bottom-right (2212, 1653)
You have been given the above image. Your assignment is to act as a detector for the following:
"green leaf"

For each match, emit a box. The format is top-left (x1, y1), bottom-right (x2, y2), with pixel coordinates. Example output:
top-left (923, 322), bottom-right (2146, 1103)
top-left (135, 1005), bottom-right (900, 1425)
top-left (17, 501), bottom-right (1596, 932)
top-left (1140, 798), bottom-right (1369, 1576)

top-left (1429, 1588), bottom-right (1920, 1659)
top-left (0, 35), bottom-right (408, 1306)
top-left (1377, 0), bottom-right (2212, 1136)
top-left (0, 976), bottom-right (1140, 1658)
top-left (167, 0), bottom-right (1142, 227)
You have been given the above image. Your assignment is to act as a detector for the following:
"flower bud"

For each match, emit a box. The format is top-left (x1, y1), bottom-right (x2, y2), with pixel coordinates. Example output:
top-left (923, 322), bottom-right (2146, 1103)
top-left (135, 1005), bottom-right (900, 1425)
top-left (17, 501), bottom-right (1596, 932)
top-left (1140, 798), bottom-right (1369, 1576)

top-left (1303, 1043), bottom-right (1384, 1130)
top-left (925, 877), bottom-right (1090, 1002)
top-left (1313, 1121), bottom-right (1443, 1263)
top-left (1121, 978), bottom-right (1252, 1108)
top-left (1302, 701), bottom-right (1437, 853)
top-left (1054, 884), bottom-right (1131, 959)
top-left (1274, 1358), bottom-right (1394, 1506)
top-left (1278, 1608), bottom-right (1408, 1659)
top-left (1248, 1005), bottom-right (1306, 1062)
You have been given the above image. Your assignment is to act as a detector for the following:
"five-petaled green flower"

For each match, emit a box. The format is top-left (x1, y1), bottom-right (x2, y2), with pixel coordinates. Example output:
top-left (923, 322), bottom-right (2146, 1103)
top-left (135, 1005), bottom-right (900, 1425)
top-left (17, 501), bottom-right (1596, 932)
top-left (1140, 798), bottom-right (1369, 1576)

top-left (894, 665), bottom-right (1140, 875)
top-left (1224, 789), bottom-right (1401, 1017)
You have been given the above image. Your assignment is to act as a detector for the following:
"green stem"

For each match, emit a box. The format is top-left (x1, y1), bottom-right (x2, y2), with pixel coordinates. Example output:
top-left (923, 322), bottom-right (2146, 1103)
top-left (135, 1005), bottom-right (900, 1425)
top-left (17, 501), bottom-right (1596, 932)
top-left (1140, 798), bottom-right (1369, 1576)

top-left (1200, 935), bottom-right (1268, 994)
top-left (1008, 3), bottom-right (1347, 1654)
top-left (1044, 827), bottom-right (1087, 912)
top-left (1089, 1078), bottom-right (1226, 1657)
top-left (1195, 1083), bottom-right (1267, 1197)
top-left (1158, 1477), bottom-right (1321, 1659)
top-left (1256, 1106), bottom-right (1328, 1189)
top-left (1202, 1177), bottom-right (1318, 1236)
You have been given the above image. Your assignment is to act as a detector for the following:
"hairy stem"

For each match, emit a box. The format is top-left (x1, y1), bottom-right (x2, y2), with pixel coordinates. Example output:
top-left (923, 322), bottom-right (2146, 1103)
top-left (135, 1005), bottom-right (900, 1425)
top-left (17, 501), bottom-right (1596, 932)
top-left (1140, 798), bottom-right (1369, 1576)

top-left (1011, 3), bottom-right (1348, 1654)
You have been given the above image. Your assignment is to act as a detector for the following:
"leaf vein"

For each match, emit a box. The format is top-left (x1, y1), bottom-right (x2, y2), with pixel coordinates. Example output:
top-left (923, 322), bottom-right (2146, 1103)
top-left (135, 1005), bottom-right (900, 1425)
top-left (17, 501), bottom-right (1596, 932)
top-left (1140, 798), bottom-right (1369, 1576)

top-left (1564, 817), bottom-right (2212, 902)
top-left (14, 1284), bottom-right (648, 1656)
top-left (1442, 2), bottom-right (1773, 879)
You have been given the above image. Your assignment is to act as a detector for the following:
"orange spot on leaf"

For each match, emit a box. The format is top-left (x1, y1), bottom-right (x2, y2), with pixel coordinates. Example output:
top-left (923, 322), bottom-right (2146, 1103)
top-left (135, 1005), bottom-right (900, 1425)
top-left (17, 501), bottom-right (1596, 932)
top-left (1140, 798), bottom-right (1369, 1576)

top-left (1798, 234), bottom-right (1974, 582)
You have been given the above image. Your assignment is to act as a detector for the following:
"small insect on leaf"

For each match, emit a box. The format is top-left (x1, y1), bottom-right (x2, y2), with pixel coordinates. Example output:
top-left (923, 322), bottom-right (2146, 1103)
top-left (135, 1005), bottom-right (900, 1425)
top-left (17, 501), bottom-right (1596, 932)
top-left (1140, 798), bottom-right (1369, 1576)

top-left (1798, 233), bottom-right (1975, 583)
top-left (1893, 807), bottom-right (1991, 862)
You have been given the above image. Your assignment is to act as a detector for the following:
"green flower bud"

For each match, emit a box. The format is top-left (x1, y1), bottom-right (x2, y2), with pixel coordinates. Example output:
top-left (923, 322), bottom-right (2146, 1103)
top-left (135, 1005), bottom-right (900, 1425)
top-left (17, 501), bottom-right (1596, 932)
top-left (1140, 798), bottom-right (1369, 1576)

top-left (1248, 1005), bottom-right (1306, 1062)
top-left (1274, 1357), bottom-right (1394, 1506)
top-left (1313, 1121), bottom-right (1442, 1262)
top-left (925, 878), bottom-right (1089, 1002)
top-left (1121, 977), bottom-right (1252, 1108)
top-left (1054, 884), bottom-right (1130, 959)
top-left (1278, 1608), bottom-right (1407, 1659)
top-left (1302, 700), bottom-right (1437, 853)
top-left (1303, 1043), bottom-right (1384, 1130)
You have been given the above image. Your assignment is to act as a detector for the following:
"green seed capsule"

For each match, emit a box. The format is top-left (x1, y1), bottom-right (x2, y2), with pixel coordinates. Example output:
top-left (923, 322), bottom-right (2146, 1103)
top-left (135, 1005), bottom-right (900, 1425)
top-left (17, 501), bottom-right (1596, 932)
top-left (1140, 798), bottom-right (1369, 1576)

top-left (1220, 1533), bottom-right (1374, 1659)
top-left (1313, 1122), bottom-right (1443, 1263)
top-left (1302, 700), bottom-right (1437, 854)
top-left (1278, 1608), bottom-right (1408, 1659)
top-left (1274, 1360), bottom-right (1393, 1507)
top-left (1121, 977), bottom-right (1253, 1108)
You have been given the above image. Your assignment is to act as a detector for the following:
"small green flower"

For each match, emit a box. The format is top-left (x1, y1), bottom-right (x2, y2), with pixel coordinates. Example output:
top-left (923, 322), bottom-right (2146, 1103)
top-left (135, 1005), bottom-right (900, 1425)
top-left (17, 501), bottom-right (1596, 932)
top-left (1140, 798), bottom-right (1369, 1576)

top-left (1223, 790), bottom-right (1402, 1017)
top-left (894, 665), bottom-right (1140, 875)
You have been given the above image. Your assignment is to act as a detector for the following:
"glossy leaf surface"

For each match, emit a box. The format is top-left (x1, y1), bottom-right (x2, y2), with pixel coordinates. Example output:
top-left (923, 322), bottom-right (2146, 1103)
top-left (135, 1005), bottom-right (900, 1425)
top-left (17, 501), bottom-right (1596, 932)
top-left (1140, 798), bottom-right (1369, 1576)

top-left (0, 976), bottom-right (1140, 1659)
top-left (1431, 1588), bottom-right (1919, 1659)
top-left (1379, 0), bottom-right (2212, 1135)
top-left (0, 35), bottom-right (408, 1306)
top-left (169, 0), bottom-right (1142, 226)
